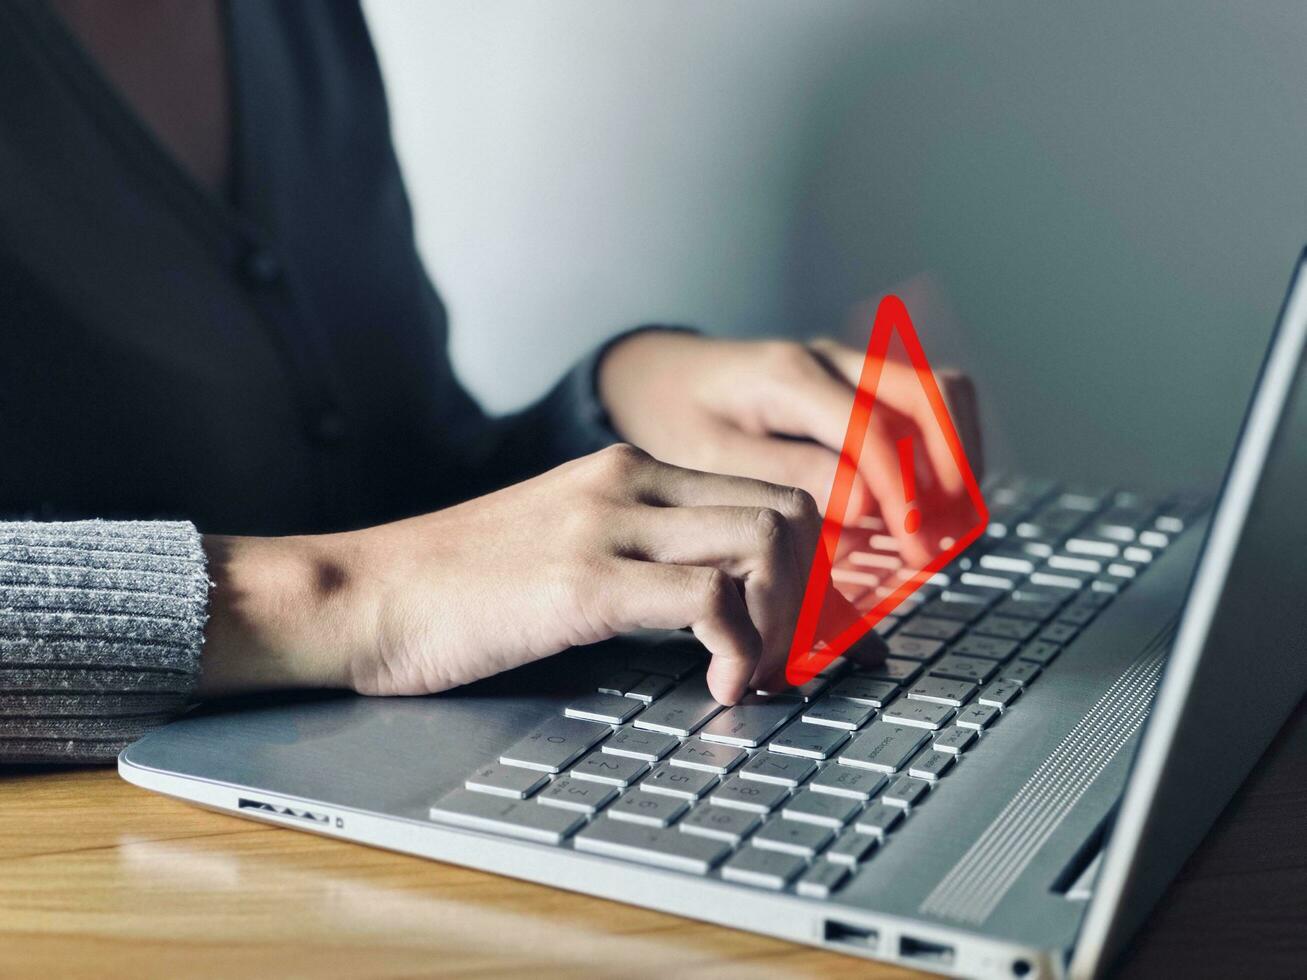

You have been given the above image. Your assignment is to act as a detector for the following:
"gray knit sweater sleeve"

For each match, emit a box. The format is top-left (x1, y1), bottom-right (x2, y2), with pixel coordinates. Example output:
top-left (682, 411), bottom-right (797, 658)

top-left (0, 520), bottom-right (209, 764)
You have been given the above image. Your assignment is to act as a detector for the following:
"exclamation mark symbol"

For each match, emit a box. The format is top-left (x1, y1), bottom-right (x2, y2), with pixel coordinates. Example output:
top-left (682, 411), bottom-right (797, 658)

top-left (897, 436), bottom-right (921, 535)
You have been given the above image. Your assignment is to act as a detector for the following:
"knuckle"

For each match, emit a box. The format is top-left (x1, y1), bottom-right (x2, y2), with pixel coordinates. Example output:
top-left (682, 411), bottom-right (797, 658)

top-left (762, 340), bottom-right (813, 377)
top-left (696, 567), bottom-right (735, 613)
top-left (779, 485), bottom-right (820, 525)
top-left (592, 441), bottom-right (650, 478)
top-left (750, 507), bottom-right (789, 550)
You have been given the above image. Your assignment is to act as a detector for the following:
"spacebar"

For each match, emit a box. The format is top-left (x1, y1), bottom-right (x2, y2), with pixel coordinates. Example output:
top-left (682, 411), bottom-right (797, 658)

top-left (574, 818), bottom-right (730, 874)
top-left (429, 789), bottom-right (585, 844)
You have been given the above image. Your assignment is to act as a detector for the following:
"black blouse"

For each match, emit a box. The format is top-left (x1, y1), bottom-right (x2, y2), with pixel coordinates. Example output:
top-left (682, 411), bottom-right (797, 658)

top-left (0, 0), bottom-right (622, 535)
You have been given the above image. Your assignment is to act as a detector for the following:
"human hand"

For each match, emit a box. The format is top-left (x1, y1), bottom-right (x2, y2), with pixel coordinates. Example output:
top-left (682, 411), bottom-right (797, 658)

top-left (198, 445), bottom-right (881, 705)
top-left (599, 331), bottom-right (982, 567)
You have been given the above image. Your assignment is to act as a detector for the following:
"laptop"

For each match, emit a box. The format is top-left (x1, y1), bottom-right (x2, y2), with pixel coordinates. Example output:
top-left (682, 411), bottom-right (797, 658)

top-left (119, 251), bottom-right (1307, 979)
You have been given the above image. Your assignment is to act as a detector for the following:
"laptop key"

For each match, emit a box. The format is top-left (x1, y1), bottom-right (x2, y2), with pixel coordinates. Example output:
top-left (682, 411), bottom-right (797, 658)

top-left (1039, 622), bottom-right (1081, 645)
top-left (838, 721), bottom-right (929, 773)
top-left (429, 789), bottom-right (585, 844)
top-left (956, 702), bottom-right (1001, 730)
top-left (624, 674), bottom-right (675, 703)
top-left (641, 763), bottom-right (718, 800)
top-left (881, 699), bottom-right (955, 730)
top-left (882, 774), bottom-right (931, 809)
top-left (994, 597), bottom-right (1061, 622)
top-left (465, 763), bottom-right (550, 799)
top-left (905, 673), bottom-right (978, 705)
top-left (1057, 605), bottom-right (1098, 627)
top-left (950, 635), bottom-right (1020, 662)
top-left (979, 679), bottom-right (1023, 710)
top-left (711, 775), bottom-right (790, 813)
top-left (958, 570), bottom-right (1017, 591)
top-left (1065, 536), bottom-right (1121, 559)
top-left (826, 828), bottom-right (879, 865)
top-left (1048, 554), bottom-right (1104, 575)
top-left (1122, 546), bottom-right (1154, 564)
top-left (886, 635), bottom-right (945, 662)
top-left (565, 692), bottom-right (643, 725)
top-left (606, 789), bottom-right (687, 827)
top-left (1002, 660), bottom-right (1042, 687)
top-left (872, 614), bottom-right (901, 636)
top-left (633, 676), bottom-right (724, 736)
top-left (899, 616), bottom-right (967, 642)
top-left (802, 697), bottom-right (877, 731)
top-left (1029, 570), bottom-right (1087, 591)
top-left (699, 697), bottom-right (802, 747)
top-left (670, 737), bottom-right (746, 773)
top-left (908, 749), bottom-right (956, 782)
top-left (929, 654), bottom-right (997, 686)
top-left (752, 815), bottom-right (834, 857)
top-left (796, 860), bottom-right (851, 898)
top-left (1018, 640), bottom-right (1062, 666)
top-left (601, 727), bottom-right (678, 762)
top-left (500, 717), bottom-right (609, 773)
top-left (809, 765), bottom-right (886, 800)
top-left (575, 817), bottom-right (730, 874)
top-left (782, 789), bottom-right (861, 828)
top-left (1068, 589), bottom-right (1114, 610)
top-left (769, 719), bottom-right (849, 759)
top-left (740, 751), bottom-right (817, 787)
top-left (979, 552), bottom-right (1036, 575)
top-left (571, 751), bottom-right (649, 787)
top-left (933, 725), bottom-right (978, 755)
top-left (754, 676), bottom-right (829, 702)
top-left (721, 846), bottom-right (808, 890)
top-left (920, 598), bottom-right (985, 622)
top-left (597, 669), bottom-right (647, 698)
top-left (537, 775), bottom-right (619, 814)
top-left (859, 658), bottom-right (923, 684)
top-left (973, 614), bottom-right (1040, 642)
top-left (678, 802), bottom-right (761, 843)
top-left (1138, 529), bottom-right (1169, 550)
top-left (854, 802), bottom-right (904, 839)
top-left (826, 676), bottom-right (899, 707)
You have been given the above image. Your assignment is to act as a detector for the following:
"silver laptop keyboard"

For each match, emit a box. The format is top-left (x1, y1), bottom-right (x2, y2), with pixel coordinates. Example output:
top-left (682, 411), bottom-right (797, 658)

top-left (430, 478), bottom-right (1205, 899)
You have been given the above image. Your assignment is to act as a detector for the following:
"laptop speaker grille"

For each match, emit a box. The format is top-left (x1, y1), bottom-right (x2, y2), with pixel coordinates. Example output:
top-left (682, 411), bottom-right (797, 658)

top-left (918, 622), bottom-right (1175, 925)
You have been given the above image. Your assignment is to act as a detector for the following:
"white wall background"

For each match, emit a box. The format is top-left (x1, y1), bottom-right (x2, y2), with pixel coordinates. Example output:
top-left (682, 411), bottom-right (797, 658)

top-left (364, 0), bottom-right (1307, 491)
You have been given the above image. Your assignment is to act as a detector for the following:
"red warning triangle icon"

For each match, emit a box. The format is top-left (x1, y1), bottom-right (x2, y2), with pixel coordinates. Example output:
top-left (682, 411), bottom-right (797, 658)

top-left (786, 296), bottom-right (988, 684)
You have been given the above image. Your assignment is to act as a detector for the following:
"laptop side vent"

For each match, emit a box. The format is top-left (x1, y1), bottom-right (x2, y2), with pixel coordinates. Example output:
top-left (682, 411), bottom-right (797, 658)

top-left (919, 620), bottom-right (1175, 925)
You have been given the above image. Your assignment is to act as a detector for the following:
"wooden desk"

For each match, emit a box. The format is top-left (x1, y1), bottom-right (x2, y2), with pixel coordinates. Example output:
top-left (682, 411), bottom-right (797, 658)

top-left (2, 700), bottom-right (1304, 979)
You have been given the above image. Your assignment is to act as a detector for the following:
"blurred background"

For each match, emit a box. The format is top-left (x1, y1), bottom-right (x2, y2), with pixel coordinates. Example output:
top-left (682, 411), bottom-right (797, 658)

top-left (364, 0), bottom-right (1307, 493)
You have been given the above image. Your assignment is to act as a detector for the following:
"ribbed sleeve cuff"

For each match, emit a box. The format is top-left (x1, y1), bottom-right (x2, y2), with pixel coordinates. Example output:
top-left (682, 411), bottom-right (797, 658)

top-left (0, 520), bottom-right (209, 763)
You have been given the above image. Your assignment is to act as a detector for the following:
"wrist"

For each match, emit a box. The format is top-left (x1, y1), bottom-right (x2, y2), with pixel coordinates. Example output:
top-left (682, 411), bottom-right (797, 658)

top-left (198, 533), bottom-right (365, 697)
top-left (597, 327), bottom-right (703, 439)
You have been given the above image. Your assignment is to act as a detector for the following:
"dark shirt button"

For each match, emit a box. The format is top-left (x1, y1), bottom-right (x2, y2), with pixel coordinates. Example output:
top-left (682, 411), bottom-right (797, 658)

top-left (242, 247), bottom-right (283, 286)
top-left (310, 408), bottom-right (346, 446)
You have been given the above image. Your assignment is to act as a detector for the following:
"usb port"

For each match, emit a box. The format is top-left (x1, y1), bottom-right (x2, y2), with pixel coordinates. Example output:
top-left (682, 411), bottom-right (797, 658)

top-left (823, 919), bottom-right (879, 949)
top-left (900, 935), bottom-right (956, 966)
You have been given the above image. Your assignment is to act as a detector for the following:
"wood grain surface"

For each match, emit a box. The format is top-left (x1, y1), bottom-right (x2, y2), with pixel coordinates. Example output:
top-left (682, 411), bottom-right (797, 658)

top-left (1, 698), bottom-right (1303, 979)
